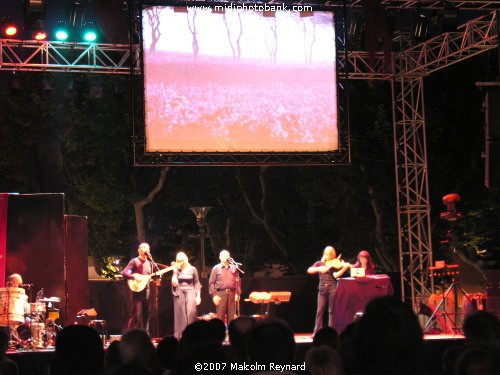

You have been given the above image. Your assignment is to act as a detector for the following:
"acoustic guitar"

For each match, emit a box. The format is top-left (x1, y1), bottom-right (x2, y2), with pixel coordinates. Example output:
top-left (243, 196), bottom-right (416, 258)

top-left (127, 265), bottom-right (176, 292)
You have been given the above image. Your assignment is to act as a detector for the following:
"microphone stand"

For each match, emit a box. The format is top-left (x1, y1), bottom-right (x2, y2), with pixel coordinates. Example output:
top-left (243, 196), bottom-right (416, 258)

top-left (146, 252), bottom-right (161, 339)
top-left (229, 259), bottom-right (244, 317)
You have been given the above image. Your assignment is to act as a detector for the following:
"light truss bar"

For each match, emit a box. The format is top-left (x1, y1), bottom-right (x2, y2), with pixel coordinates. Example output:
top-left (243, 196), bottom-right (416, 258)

top-left (392, 76), bottom-right (434, 309)
top-left (0, 39), bottom-right (139, 74)
top-left (340, 51), bottom-right (392, 80)
top-left (133, 151), bottom-right (349, 165)
top-left (342, 10), bottom-right (497, 80)
top-left (143, 1), bottom-right (499, 11)
top-left (347, 0), bottom-right (499, 10)
top-left (1, 11), bottom-right (495, 78)
top-left (395, 11), bottom-right (498, 77)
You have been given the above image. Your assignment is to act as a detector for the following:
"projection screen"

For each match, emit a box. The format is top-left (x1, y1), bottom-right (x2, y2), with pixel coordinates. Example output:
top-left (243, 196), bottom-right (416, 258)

top-left (142, 5), bottom-right (338, 153)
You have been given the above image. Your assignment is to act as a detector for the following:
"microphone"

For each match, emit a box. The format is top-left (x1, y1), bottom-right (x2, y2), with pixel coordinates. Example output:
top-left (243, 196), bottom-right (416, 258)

top-left (20, 283), bottom-right (34, 287)
top-left (171, 261), bottom-right (176, 267)
top-left (229, 258), bottom-right (242, 265)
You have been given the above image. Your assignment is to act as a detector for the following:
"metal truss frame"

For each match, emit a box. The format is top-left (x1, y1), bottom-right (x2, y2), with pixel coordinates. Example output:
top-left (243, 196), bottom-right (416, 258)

top-left (338, 9), bottom-right (496, 308)
top-left (142, 1), bottom-right (499, 11)
top-left (389, 10), bottom-right (497, 309)
top-left (392, 76), bottom-right (434, 309)
top-left (347, 1), bottom-right (499, 10)
top-left (0, 39), bottom-right (139, 74)
top-left (343, 11), bottom-right (498, 80)
top-left (0, 0), bottom-right (498, 308)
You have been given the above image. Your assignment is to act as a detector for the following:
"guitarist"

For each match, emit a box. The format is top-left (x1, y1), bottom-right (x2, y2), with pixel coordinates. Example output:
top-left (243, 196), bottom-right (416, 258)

top-left (121, 243), bottom-right (155, 332)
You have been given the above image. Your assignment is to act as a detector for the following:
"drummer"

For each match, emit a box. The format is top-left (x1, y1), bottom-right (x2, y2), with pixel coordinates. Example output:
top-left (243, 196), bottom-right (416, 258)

top-left (5, 274), bottom-right (23, 288)
top-left (2, 274), bottom-right (28, 344)
top-left (4, 273), bottom-right (30, 321)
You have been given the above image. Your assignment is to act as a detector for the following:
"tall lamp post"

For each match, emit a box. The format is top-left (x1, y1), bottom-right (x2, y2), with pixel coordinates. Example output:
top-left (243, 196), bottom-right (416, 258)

top-left (189, 206), bottom-right (212, 278)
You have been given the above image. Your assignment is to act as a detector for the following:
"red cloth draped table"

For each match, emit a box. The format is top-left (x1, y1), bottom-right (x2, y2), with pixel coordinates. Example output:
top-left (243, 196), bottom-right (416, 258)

top-left (334, 275), bottom-right (394, 333)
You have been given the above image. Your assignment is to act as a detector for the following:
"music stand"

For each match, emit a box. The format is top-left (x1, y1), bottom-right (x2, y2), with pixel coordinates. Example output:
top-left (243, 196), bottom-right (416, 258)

top-left (423, 264), bottom-right (471, 334)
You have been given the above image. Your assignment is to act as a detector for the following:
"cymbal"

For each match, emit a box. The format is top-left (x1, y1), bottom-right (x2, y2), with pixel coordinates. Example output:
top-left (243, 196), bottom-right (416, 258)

top-left (39, 297), bottom-right (61, 303)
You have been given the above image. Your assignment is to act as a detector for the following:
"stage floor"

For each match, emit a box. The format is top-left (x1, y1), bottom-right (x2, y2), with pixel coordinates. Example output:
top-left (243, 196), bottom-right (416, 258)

top-left (290, 332), bottom-right (465, 342)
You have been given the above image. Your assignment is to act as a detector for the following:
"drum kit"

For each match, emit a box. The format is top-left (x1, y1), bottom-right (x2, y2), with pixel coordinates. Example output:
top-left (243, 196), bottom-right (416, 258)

top-left (0, 287), bottom-right (61, 349)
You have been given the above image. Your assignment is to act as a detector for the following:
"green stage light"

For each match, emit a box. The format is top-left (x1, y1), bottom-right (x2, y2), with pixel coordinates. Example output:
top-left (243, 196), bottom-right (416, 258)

top-left (54, 21), bottom-right (69, 41)
top-left (82, 22), bottom-right (97, 42)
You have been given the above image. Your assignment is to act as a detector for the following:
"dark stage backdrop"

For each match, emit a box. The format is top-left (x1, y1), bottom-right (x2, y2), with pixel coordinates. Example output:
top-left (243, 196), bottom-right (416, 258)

top-left (1, 193), bottom-right (89, 326)
top-left (91, 275), bottom-right (324, 337)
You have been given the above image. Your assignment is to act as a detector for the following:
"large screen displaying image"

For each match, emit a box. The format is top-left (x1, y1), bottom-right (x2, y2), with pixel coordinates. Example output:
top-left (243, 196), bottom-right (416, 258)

top-left (142, 6), bottom-right (337, 153)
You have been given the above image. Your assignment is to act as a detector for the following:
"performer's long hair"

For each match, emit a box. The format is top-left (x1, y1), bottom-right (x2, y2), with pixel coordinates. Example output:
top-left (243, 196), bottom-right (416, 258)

top-left (321, 246), bottom-right (336, 263)
top-left (353, 250), bottom-right (375, 275)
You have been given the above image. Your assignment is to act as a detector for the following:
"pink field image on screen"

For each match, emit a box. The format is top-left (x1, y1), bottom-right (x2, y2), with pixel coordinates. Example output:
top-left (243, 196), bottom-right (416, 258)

top-left (143, 7), bottom-right (338, 153)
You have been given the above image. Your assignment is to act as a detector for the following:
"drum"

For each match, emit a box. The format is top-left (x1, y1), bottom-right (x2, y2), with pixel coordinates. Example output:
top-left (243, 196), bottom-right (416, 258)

top-left (31, 322), bottom-right (45, 348)
top-left (0, 287), bottom-right (28, 325)
top-left (48, 309), bottom-right (59, 321)
top-left (16, 324), bottom-right (31, 342)
top-left (43, 327), bottom-right (56, 346)
top-left (30, 302), bottom-right (46, 317)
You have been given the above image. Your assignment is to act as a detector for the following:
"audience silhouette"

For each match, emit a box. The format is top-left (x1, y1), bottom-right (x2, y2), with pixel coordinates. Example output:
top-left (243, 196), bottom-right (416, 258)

top-left (248, 318), bottom-right (297, 372)
top-left (454, 310), bottom-right (500, 375)
top-left (50, 324), bottom-right (104, 375)
top-left (116, 328), bottom-right (162, 374)
top-left (0, 331), bottom-right (19, 375)
top-left (156, 336), bottom-right (178, 374)
top-left (305, 344), bottom-right (344, 375)
top-left (350, 296), bottom-right (424, 375)
top-left (313, 326), bottom-right (339, 350)
top-left (227, 316), bottom-right (257, 364)
top-left (3, 304), bottom-right (499, 375)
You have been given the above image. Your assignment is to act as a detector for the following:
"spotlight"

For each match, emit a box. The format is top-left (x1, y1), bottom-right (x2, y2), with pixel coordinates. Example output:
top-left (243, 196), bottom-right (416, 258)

top-left (1, 17), bottom-right (18, 38)
top-left (82, 22), bottom-right (97, 42)
top-left (32, 20), bottom-right (47, 41)
top-left (411, 14), bottom-right (429, 42)
top-left (54, 20), bottom-right (69, 41)
top-left (347, 14), bottom-right (364, 41)
top-left (440, 193), bottom-right (462, 221)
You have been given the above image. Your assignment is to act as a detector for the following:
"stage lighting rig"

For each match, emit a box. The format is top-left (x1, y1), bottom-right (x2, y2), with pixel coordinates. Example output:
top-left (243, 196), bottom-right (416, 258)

top-left (411, 14), bottom-right (429, 42)
top-left (440, 193), bottom-right (463, 221)
top-left (54, 20), bottom-right (70, 41)
top-left (32, 20), bottom-right (47, 41)
top-left (1, 17), bottom-right (18, 38)
top-left (82, 22), bottom-right (98, 42)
